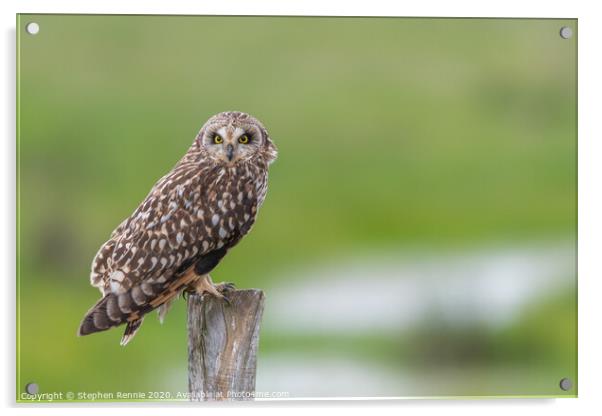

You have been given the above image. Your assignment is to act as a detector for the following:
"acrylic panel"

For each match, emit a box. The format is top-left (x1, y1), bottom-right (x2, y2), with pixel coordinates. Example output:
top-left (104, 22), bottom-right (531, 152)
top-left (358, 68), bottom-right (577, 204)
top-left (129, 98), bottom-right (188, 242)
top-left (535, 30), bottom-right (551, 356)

top-left (16, 15), bottom-right (577, 401)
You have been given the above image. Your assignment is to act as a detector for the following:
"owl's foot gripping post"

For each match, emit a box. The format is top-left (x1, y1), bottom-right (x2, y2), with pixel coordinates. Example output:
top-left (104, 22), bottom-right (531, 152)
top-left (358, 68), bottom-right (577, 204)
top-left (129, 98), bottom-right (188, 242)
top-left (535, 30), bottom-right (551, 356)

top-left (187, 274), bottom-right (236, 304)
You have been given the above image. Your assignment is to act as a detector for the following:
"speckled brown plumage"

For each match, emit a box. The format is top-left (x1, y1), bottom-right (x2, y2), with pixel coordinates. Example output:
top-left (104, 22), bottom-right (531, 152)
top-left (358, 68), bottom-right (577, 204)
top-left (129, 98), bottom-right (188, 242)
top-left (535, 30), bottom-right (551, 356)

top-left (78, 111), bottom-right (277, 345)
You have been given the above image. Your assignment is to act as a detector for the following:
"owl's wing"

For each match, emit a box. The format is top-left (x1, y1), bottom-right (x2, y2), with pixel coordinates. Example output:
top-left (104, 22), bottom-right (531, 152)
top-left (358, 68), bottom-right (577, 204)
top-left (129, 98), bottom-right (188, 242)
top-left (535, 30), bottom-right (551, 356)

top-left (81, 112), bottom-right (273, 344)
top-left (81, 208), bottom-right (210, 337)
top-left (88, 217), bottom-right (132, 292)
top-left (98, 178), bottom-right (213, 295)
top-left (80, 168), bottom-right (257, 338)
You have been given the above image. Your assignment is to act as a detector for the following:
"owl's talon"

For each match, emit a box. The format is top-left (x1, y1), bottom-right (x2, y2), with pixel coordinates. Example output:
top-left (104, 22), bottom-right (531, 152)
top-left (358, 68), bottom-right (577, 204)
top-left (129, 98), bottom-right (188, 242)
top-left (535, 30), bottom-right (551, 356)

top-left (215, 282), bottom-right (235, 305)
top-left (216, 281), bottom-right (236, 293)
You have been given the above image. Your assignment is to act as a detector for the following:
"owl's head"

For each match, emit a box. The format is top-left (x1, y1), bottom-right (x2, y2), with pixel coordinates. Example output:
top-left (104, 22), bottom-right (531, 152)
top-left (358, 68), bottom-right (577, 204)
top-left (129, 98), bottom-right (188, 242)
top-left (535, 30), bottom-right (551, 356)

top-left (196, 111), bottom-right (277, 166)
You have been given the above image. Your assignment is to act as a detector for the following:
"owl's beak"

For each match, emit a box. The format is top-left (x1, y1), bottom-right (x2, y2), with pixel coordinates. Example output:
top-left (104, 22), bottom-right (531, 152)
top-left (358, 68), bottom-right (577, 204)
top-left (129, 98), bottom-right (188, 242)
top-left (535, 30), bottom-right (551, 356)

top-left (226, 144), bottom-right (234, 161)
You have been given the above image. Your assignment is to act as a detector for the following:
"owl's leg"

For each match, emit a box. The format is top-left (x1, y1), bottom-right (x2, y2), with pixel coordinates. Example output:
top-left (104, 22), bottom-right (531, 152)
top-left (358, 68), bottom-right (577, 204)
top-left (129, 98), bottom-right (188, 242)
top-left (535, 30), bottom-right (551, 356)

top-left (189, 274), bottom-right (233, 302)
top-left (192, 274), bottom-right (222, 297)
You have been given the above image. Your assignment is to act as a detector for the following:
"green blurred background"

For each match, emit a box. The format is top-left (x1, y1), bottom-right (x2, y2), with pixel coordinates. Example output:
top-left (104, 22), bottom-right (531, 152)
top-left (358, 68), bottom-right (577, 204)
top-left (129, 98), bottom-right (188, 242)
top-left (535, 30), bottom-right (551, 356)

top-left (17, 15), bottom-right (577, 400)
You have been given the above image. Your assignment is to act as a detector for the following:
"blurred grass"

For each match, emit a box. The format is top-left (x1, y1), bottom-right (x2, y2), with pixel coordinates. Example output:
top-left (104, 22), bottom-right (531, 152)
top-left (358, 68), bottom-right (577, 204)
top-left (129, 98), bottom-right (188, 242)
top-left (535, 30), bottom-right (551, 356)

top-left (17, 15), bottom-right (576, 399)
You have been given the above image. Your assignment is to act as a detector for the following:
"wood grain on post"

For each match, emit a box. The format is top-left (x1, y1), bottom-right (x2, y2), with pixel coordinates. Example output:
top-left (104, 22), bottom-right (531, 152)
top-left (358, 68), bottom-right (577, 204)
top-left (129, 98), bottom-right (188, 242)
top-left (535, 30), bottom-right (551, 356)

top-left (187, 289), bottom-right (265, 401)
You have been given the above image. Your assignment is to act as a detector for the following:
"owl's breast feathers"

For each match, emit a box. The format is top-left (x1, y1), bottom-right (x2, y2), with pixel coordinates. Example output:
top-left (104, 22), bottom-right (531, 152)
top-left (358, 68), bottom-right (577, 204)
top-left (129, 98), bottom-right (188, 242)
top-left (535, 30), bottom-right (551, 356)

top-left (79, 157), bottom-right (268, 338)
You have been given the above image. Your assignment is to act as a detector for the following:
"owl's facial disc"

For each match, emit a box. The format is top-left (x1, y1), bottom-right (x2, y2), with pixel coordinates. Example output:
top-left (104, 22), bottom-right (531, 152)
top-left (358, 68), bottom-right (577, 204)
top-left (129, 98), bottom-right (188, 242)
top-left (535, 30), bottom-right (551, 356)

top-left (203, 125), bottom-right (260, 165)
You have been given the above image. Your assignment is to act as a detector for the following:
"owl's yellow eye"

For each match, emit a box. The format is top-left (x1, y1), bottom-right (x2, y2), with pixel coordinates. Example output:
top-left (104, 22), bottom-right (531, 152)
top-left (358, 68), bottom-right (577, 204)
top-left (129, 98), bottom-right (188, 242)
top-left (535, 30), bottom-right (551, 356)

top-left (238, 134), bottom-right (250, 144)
top-left (213, 134), bottom-right (223, 144)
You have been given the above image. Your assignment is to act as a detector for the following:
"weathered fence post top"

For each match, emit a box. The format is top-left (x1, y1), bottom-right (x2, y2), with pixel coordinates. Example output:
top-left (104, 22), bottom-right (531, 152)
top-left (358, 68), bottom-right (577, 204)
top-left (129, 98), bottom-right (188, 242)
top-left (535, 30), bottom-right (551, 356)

top-left (187, 289), bottom-right (265, 401)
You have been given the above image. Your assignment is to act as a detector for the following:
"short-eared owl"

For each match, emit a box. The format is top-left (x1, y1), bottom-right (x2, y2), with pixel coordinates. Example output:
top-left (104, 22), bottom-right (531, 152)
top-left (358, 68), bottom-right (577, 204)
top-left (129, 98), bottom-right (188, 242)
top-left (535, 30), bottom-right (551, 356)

top-left (78, 111), bottom-right (277, 345)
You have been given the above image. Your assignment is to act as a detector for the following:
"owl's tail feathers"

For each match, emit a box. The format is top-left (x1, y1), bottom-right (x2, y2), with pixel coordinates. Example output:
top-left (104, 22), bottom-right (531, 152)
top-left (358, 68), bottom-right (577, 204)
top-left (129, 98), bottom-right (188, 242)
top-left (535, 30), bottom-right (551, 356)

top-left (78, 293), bottom-right (124, 337)
top-left (78, 269), bottom-right (196, 343)
top-left (77, 291), bottom-right (150, 345)
top-left (120, 318), bottom-right (144, 346)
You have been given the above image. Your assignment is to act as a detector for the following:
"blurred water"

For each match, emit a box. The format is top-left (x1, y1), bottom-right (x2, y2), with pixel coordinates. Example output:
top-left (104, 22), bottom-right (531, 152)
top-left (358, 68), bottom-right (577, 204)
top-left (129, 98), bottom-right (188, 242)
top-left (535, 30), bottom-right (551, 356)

top-left (256, 242), bottom-right (575, 397)
top-left (264, 242), bottom-right (574, 333)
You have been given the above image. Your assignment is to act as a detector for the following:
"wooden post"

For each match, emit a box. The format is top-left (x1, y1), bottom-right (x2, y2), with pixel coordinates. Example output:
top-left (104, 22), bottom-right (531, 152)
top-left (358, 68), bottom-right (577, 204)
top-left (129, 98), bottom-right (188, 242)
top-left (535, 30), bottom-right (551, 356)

top-left (187, 289), bottom-right (265, 401)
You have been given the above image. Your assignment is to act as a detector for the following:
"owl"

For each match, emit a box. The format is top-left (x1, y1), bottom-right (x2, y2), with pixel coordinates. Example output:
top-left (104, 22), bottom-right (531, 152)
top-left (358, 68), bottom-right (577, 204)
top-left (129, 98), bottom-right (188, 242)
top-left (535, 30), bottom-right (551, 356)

top-left (78, 111), bottom-right (278, 345)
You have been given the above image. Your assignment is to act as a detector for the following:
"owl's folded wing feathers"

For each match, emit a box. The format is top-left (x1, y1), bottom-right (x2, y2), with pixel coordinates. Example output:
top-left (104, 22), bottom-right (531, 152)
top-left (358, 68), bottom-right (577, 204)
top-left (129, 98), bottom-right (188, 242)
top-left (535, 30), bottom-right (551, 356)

top-left (80, 168), bottom-right (224, 336)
